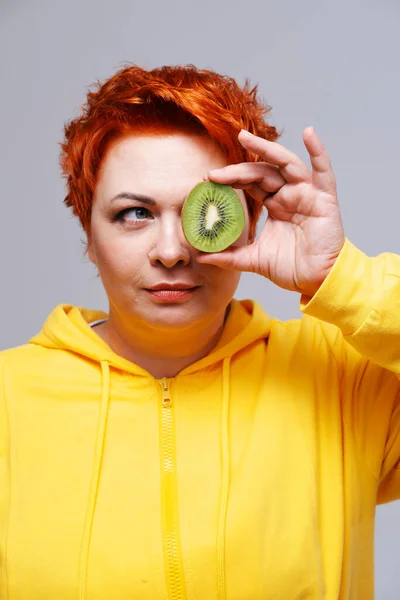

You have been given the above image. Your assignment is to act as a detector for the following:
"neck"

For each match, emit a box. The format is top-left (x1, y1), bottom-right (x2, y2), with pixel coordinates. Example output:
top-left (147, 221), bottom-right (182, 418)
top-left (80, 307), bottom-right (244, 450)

top-left (93, 307), bottom-right (229, 379)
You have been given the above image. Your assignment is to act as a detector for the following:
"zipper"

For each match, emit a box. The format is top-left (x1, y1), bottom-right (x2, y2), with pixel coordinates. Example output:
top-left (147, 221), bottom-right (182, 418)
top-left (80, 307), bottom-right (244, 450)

top-left (158, 377), bottom-right (187, 600)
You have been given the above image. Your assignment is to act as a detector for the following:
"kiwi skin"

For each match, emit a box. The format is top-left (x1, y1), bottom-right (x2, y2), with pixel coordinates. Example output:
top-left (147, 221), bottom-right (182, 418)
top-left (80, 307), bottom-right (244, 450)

top-left (181, 181), bottom-right (245, 253)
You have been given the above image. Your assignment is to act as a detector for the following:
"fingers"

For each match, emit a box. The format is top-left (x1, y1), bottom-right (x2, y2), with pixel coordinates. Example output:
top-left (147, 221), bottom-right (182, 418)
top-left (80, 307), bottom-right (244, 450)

top-left (238, 130), bottom-right (311, 184)
top-left (302, 127), bottom-right (336, 194)
top-left (205, 128), bottom-right (336, 206)
top-left (205, 162), bottom-right (286, 203)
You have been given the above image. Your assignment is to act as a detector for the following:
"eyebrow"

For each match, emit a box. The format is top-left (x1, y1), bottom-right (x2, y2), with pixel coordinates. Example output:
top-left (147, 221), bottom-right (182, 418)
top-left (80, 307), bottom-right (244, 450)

top-left (110, 192), bottom-right (157, 205)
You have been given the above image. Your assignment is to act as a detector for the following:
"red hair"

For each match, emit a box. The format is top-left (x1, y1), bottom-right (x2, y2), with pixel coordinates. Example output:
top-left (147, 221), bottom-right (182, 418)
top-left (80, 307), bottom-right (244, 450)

top-left (60, 64), bottom-right (279, 242)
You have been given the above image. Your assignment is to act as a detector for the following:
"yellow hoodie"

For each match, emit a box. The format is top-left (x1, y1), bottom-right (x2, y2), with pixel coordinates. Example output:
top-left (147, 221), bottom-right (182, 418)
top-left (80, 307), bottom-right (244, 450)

top-left (1, 239), bottom-right (399, 600)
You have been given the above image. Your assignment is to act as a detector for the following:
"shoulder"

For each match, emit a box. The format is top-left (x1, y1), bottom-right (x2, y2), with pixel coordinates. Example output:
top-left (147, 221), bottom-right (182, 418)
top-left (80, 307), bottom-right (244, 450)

top-left (262, 311), bottom-right (348, 376)
top-left (0, 342), bottom-right (79, 381)
top-left (0, 345), bottom-right (45, 393)
top-left (0, 342), bottom-right (49, 367)
top-left (269, 312), bottom-right (344, 349)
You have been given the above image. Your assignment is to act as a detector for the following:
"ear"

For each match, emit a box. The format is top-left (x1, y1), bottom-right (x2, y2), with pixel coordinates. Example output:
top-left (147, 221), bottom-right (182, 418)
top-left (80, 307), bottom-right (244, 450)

top-left (87, 233), bottom-right (97, 266)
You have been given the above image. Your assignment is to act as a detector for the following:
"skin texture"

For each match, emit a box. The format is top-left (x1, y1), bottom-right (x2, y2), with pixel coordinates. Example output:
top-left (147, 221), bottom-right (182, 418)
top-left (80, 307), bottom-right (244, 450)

top-left (88, 128), bottom-right (345, 378)
top-left (88, 132), bottom-right (251, 378)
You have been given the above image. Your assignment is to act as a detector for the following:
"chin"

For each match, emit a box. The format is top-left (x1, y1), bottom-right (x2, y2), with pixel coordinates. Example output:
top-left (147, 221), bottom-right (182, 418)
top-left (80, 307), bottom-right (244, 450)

top-left (141, 305), bottom-right (208, 332)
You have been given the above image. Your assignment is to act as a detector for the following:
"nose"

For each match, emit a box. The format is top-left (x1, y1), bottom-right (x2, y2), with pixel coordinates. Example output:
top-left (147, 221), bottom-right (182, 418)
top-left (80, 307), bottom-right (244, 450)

top-left (148, 214), bottom-right (191, 268)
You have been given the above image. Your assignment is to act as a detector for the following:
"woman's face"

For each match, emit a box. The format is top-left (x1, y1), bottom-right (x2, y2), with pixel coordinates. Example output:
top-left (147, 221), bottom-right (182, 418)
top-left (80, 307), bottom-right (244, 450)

top-left (88, 132), bottom-right (251, 332)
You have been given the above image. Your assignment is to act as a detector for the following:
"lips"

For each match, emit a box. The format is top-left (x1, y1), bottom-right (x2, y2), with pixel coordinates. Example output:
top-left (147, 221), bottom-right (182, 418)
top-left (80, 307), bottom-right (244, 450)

top-left (146, 283), bottom-right (199, 291)
top-left (144, 284), bottom-right (200, 303)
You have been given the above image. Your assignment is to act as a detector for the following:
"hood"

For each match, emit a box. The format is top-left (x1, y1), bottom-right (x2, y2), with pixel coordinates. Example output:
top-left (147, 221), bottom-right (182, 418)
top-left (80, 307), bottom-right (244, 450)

top-left (29, 299), bottom-right (271, 375)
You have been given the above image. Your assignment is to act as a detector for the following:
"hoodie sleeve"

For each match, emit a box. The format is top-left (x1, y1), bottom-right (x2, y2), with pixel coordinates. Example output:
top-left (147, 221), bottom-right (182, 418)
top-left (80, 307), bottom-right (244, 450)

top-left (0, 354), bottom-right (7, 446)
top-left (0, 354), bottom-right (9, 518)
top-left (300, 239), bottom-right (400, 503)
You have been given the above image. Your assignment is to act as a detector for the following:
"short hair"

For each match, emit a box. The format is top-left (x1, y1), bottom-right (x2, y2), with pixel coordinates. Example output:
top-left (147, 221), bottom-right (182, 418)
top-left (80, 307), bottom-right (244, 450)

top-left (60, 64), bottom-right (279, 243)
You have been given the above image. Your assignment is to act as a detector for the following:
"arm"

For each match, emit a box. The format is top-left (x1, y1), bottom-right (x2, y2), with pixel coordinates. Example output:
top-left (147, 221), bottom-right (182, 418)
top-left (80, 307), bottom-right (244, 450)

top-left (301, 240), bottom-right (400, 503)
top-left (197, 127), bottom-right (400, 501)
top-left (0, 354), bottom-right (10, 537)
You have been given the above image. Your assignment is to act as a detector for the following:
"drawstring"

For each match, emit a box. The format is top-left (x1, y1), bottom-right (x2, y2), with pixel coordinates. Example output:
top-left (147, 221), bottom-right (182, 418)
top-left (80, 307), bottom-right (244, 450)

top-left (76, 358), bottom-right (231, 599)
top-left (78, 361), bottom-right (110, 600)
top-left (216, 357), bottom-right (231, 600)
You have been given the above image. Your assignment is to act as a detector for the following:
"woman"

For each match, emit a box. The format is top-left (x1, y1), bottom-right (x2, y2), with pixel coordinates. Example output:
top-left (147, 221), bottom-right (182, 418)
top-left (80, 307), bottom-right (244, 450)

top-left (0, 64), bottom-right (399, 600)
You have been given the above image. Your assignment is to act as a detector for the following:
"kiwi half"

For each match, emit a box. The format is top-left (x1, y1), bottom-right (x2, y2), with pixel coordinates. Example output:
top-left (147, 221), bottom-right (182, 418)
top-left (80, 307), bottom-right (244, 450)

top-left (182, 181), bottom-right (245, 252)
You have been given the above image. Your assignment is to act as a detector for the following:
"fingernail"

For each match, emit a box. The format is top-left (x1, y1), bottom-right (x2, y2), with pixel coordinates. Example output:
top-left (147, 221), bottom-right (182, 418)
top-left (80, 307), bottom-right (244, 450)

top-left (240, 129), bottom-right (253, 136)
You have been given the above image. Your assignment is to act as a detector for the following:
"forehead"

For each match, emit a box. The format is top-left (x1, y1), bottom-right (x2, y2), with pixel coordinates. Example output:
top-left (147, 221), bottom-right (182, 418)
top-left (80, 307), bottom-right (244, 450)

top-left (97, 133), bottom-right (229, 195)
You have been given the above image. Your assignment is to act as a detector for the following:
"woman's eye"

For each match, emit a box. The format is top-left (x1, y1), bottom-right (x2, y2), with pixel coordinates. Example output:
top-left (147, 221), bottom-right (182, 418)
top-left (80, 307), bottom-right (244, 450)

top-left (118, 207), bottom-right (151, 222)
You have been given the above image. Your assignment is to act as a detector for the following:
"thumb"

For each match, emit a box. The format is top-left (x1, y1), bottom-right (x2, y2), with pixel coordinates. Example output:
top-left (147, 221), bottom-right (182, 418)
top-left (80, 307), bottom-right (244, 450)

top-left (196, 245), bottom-right (254, 273)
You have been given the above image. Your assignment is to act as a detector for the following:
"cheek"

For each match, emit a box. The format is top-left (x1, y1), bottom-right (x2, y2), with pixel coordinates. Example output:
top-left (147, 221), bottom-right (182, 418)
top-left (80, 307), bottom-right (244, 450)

top-left (205, 264), bottom-right (241, 298)
top-left (93, 235), bottom-right (147, 284)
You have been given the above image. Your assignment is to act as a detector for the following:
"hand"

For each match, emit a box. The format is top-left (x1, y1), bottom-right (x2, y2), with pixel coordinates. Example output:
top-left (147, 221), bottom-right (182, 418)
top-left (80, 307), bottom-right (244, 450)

top-left (197, 127), bottom-right (345, 298)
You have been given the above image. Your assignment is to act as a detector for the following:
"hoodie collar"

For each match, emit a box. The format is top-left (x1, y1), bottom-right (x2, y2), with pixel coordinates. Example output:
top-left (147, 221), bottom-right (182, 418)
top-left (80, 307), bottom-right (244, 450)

top-left (29, 299), bottom-right (271, 375)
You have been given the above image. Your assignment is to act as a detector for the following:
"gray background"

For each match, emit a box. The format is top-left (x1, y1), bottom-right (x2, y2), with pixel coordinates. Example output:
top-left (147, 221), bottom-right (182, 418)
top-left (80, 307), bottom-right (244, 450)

top-left (0, 0), bottom-right (399, 596)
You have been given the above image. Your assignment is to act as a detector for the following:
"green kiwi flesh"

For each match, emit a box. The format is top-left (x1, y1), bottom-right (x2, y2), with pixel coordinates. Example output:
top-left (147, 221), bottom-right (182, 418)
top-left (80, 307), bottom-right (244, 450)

top-left (182, 181), bottom-right (245, 252)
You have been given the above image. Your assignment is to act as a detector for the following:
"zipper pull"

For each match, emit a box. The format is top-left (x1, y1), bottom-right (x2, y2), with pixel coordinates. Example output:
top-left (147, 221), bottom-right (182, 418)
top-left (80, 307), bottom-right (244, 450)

top-left (159, 377), bottom-right (172, 407)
